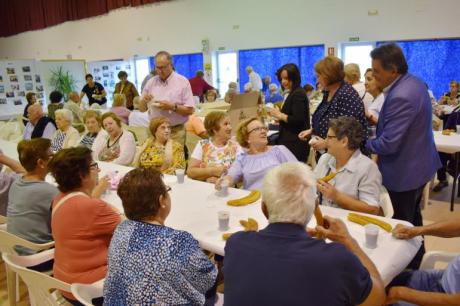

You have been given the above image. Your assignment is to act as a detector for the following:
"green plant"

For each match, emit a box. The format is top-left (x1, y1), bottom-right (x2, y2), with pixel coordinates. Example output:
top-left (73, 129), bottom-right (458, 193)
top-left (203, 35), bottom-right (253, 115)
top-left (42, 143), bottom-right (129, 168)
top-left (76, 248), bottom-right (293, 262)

top-left (48, 66), bottom-right (77, 101)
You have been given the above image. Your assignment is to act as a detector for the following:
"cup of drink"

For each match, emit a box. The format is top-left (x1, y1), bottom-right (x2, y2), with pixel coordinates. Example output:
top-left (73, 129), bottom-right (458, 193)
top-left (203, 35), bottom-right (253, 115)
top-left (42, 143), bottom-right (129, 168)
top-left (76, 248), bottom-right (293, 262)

top-left (364, 224), bottom-right (379, 249)
top-left (175, 169), bottom-right (185, 184)
top-left (456, 125), bottom-right (460, 134)
top-left (218, 211), bottom-right (230, 231)
top-left (218, 180), bottom-right (229, 197)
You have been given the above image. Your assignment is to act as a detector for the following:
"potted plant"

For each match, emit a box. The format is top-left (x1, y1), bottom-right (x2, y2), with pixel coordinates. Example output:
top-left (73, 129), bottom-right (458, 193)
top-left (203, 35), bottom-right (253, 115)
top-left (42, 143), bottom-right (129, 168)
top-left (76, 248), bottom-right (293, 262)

top-left (48, 66), bottom-right (77, 101)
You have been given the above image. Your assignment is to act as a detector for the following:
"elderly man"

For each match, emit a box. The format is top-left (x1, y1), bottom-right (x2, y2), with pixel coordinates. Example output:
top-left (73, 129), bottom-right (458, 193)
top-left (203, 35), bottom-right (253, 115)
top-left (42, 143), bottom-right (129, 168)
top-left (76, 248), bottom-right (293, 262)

top-left (264, 83), bottom-right (284, 103)
top-left (262, 75), bottom-right (271, 95)
top-left (366, 43), bottom-right (441, 268)
top-left (0, 150), bottom-right (24, 216)
top-left (23, 103), bottom-right (56, 140)
top-left (315, 116), bottom-right (382, 215)
top-left (245, 66), bottom-right (262, 92)
top-left (140, 51), bottom-right (195, 144)
top-left (224, 162), bottom-right (385, 306)
top-left (189, 70), bottom-right (215, 102)
top-left (64, 91), bottom-right (84, 132)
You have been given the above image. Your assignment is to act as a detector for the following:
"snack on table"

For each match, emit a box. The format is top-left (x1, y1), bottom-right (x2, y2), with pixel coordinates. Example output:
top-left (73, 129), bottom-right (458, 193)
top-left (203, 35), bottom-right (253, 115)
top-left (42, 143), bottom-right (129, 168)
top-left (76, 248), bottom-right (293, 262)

top-left (222, 233), bottom-right (233, 241)
top-left (223, 218), bottom-right (259, 240)
top-left (319, 172), bottom-right (336, 183)
top-left (347, 213), bottom-right (392, 232)
top-left (227, 190), bottom-right (261, 206)
top-left (442, 129), bottom-right (455, 135)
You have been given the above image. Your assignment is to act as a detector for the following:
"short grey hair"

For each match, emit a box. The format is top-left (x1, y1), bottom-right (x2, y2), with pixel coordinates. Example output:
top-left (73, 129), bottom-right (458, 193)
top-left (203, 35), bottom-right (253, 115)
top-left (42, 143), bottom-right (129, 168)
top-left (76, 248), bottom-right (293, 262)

top-left (262, 162), bottom-right (316, 226)
top-left (344, 63), bottom-right (361, 82)
top-left (245, 66), bottom-right (253, 73)
top-left (155, 50), bottom-right (172, 63)
top-left (269, 83), bottom-right (278, 91)
top-left (55, 108), bottom-right (73, 123)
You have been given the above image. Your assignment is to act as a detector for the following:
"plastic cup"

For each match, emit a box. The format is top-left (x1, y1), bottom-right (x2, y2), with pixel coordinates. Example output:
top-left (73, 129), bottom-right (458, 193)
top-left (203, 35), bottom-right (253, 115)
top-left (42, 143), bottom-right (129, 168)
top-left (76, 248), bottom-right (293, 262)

top-left (364, 224), bottom-right (379, 249)
top-left (456, 125), bottom-right (460, 134)
top-left (218, 211), bottom-right (230, 231)
top-left (175, 169), bottom-right (185, 184)
top-left (218, 180), bottom-right (229, 197)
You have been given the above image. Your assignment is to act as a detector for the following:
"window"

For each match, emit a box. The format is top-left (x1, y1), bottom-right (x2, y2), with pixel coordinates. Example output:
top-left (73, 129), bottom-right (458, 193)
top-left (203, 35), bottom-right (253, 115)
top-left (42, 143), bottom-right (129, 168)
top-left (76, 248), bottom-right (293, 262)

top-left (148, 53), bottom-right (204, 80)
top-left (216, 51), bottom-right (238, 96)
top-left (135, 58), bottom-right (150, 93)
top-left (341, 42), bottom-right (374, 80)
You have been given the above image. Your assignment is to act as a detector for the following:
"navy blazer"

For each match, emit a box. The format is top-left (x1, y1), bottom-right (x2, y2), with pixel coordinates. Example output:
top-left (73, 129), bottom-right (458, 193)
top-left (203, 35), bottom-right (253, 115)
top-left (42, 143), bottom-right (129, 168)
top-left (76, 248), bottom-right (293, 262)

top-left (366, 73), bottom-right (441, 192)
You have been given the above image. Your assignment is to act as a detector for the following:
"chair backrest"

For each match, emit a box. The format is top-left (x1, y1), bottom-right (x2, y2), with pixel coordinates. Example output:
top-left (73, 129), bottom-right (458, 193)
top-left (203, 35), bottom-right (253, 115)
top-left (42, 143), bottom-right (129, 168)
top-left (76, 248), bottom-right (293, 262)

top-left (0, 214), bottom-right (6, 224)
top-left (71, 281), bottom-right (105, 306)
top-left (185, 131), bottom-right (201, 158)
top-left (0, 230), bottom-right (55, 255)
top-left (125, 125), bottom-right (149, 145)
top-left (379, 186), bottom-right (394, 218)
top-left (3, 254), bottom-right (71, 306)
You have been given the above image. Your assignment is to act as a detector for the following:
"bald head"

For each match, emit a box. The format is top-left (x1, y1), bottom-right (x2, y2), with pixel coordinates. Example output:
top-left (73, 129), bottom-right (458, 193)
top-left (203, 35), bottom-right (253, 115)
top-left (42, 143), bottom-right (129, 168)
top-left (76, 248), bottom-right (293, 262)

top-left (68, 91), bottom-right (80, 103)
top-left (28, 103), bottom-right (44, 125)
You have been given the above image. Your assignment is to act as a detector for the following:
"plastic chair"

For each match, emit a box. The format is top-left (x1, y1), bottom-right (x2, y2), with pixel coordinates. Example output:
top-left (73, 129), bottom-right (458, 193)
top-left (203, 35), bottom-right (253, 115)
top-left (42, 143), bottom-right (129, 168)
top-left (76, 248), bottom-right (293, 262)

top-left (125, 125), bottom-right (149, 145)
top-left (420, 251), bottom-right (458, 270)
top-left (2, 253), bottom-right (70, 306)
top-left (70, 280), bottom-right (105, 306)
top-left (0, 229), bottom-right (55, 306)
top-left (0, 214), bottom-right (7, 231)
top-left (379, 186), bottom-right (394, 218)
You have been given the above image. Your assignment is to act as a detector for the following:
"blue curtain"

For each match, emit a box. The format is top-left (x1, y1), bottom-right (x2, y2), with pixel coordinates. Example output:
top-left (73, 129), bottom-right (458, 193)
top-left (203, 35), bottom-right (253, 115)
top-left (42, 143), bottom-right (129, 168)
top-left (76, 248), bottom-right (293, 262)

top-left (238, 45), bottom-right (324, 92)
top-left (148, 53), bottom-right (204, 79)
top-left (377, 39), bottom-right (460, 99)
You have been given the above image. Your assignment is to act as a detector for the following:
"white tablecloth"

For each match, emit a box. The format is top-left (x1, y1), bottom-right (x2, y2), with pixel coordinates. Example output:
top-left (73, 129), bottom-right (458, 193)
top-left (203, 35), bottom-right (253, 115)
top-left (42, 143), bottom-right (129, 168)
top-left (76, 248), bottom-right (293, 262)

top-left (434, 131), bottom-right (460, 154)
top-left (0, 139), bottom-right (421, 285)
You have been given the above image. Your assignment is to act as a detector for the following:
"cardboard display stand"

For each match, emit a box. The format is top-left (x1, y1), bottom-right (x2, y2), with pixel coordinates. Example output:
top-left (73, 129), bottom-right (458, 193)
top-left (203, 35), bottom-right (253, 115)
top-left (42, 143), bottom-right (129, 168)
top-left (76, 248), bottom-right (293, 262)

top-left (227, 91), bottom-right (261, 135)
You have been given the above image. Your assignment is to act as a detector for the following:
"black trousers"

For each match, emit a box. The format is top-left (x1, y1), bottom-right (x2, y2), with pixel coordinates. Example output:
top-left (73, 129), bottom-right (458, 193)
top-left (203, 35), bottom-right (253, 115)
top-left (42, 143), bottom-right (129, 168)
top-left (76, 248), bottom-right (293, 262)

top-left (388, 184), bottom-right (426, 269)
top-left (437, 152), bottom-right (451, 182)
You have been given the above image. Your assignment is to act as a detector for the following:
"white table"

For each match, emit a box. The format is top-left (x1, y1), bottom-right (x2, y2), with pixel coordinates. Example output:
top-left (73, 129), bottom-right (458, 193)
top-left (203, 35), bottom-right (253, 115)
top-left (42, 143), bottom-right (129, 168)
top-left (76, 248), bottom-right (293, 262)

top-left (0, 139), bottom-right (421, 285)
top-left (433, 131), bottom-right (460, 210)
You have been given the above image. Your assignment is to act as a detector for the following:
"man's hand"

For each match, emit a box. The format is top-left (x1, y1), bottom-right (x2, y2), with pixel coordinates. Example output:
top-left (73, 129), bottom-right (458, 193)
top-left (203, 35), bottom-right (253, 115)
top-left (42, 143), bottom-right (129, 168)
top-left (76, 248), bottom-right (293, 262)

top-left (392, 224), bottom-right (420, 239)
top-left (316, 215), bottom-right (354, 247)
top-left (385, 286), bottom-right (405, 304)
top-left (156, 100), bottom-right (175, 111)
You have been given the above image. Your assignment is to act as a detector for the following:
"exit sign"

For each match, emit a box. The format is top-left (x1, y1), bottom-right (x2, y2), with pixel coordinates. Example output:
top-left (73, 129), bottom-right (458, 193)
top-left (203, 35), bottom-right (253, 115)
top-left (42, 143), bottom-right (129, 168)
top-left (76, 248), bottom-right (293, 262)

top-left (349, 37), bottom-right (360, 42)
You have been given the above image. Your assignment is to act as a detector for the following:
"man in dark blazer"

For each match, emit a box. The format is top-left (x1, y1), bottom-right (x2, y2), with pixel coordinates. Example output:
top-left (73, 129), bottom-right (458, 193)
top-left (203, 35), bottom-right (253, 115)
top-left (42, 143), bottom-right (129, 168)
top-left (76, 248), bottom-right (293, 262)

top-left (366, 43), bottom-right (441, 268)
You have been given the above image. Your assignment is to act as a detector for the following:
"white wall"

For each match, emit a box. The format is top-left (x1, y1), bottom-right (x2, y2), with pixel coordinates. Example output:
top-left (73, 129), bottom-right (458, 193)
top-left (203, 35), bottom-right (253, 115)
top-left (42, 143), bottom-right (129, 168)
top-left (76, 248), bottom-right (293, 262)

top-left (0, 0), bottom-right (459, 61)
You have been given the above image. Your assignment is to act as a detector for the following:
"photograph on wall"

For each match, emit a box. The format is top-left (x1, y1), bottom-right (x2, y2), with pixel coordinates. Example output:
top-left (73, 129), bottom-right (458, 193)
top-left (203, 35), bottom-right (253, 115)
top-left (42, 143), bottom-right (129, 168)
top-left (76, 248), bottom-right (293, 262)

top-left (13, 100), bottom-right (22, 106)
top-left (95, 76), bottom-right (101, 81)
top-left (93, 68), bottom-right (100, 73)
top-left (0, 76), bottom-right (3, 82)
top-left (11, 84), bottom-right (19, 91)
top-left (0, 98), bottom-right (6, 104)
top-left (6, 91), bottom-right (14, 98)
top-left (38, 99), bottom-right (44, 105)
top-left (102, 66), bottom-right (109, 70)
top-left (25, 83), bottom-right (33, 91)
top-left (35, 74), bottom-right (41, 83)
top-left (9, 75), bottom-right (18, 82)
top-left (0, 85), bottom-right (4, 93)
top-left (102, 73), bottom-right (109, 78)
top-left (17, 91), bottom-right (25, 97)
top-left (36, 92), bottom-right (43, 99)
top-left (6, 68), bottom-right (15, 74)
top-left (115, 66), bottom-right (121, 70)
top-left (24, 75), bottom-right (32, 81)
top-left (36, 85), bottom-right (43, 91)
top-left (22, 66), bottom-right (31, 73)
top-left (125, 64), bottom-right (131, 70)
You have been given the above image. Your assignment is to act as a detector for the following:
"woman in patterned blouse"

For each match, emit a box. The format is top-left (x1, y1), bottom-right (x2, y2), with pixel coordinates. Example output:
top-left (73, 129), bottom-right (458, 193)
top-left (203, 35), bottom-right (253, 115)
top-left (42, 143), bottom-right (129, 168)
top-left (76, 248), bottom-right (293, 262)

top-left (104, 168), bottom-right (217, 305)
top-left (50, 109), bottom-right (80, 152)
top-left (187, 111), bottom-right (243, 183)
top-left (299, 56), bottom-right (368, 153)
top-left (134, 117), bottom-right (185, 174)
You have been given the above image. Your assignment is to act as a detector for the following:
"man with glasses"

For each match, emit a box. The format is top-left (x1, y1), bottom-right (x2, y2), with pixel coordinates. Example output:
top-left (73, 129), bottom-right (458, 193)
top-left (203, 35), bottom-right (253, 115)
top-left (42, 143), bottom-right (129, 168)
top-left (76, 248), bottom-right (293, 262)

top-left (140, 51), bottom-right (195, 145)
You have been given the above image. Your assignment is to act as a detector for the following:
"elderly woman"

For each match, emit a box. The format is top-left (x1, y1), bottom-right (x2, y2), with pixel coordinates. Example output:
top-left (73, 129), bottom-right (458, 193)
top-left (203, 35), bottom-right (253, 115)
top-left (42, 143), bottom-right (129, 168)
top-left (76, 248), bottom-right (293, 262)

top-left (135, 117), bottom-right (185, 174)
top-left (49, 147), bottom-right (120, 305)
top-left (344, 63), bottom-right (373, 109)
top-left (267, 63), bottom-right (310, 161)
top-left (79, 110), bottom-right (106, 149)
top-left (299, 56), bottom-right (368, 154)
top-left (205, 89), bottom-right (218, 102)
top-left (224, 82), bottom-right (238, 103)
top-left (364, 68), bottom-right (384, 125)
top-left (314, 116), bottom-right (382, 215)
top-left (110, 93), bottom-right (131, 124)
top-left (216, 117), bottom-right (296, 191)
top-left (50, 109), bottom-right (80, 152)
top-left (104, 168), bottom-right (217, 305)
top-left (114, 70), bottom-right (139, 110)
top-left (223, 162), bottom-right (384, 306)
top-left (23, 92), bottom-right (36, 125)
top-left (92, 112), bottom-right (136, 166)
top-left (265, 83), bottom-right (284, 103)
top-left (188, 111), bottom-right (243, 183)
top-left (243, 82), bottom-right (253, 93)
top-left (439, 80), bottom-right (460, 105)
top-left (47, 90), bottom-right (64, 121)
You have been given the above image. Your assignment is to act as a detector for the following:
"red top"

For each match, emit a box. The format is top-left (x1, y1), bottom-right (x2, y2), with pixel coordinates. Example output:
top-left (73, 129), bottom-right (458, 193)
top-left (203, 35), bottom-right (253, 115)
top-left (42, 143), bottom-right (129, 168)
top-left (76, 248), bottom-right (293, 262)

top-left (189, 76), bottom-right (214, 100)
top-left (51, 192), bottom-right (121, 300)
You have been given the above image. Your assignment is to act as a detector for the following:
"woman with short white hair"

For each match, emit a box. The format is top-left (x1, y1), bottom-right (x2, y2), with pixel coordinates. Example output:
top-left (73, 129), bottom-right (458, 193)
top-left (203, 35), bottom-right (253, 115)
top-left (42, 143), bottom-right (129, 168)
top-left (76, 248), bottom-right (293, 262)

top-left (265, 83), bottom-right (284, 103)
top-left (51, 108), bottom-right (80, 152)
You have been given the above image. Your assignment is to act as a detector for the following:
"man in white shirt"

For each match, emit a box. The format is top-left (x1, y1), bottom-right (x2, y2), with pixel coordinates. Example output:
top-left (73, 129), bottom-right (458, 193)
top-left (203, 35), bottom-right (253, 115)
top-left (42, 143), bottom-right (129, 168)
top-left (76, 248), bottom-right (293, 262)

top-left (246, 66), bottom-right (262, 92)
top-left (128, 97), bottom-right (149, 127)
top-left (314, 116), bottom-right (382, 215)
top-left (23, 103), bottom-right (56, 140)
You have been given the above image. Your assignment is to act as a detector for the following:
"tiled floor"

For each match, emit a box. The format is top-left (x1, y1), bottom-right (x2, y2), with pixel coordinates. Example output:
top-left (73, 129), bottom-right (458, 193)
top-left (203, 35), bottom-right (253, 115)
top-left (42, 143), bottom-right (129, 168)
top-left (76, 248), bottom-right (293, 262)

top-left (1, 185), bottom-right (460, 305)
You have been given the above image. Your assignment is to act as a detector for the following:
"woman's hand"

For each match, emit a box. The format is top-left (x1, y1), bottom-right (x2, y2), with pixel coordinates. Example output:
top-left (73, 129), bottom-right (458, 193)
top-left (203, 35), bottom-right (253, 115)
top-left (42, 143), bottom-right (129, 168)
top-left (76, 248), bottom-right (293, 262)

top-left (215, 176), bottom-right (232, 190)
top-left (92, 175), bottom-right (110, 198)
top-left (310, 136), bottom-right (327, 151)
top-left (392, 224), bottom-right (420, 239)
top-left (211, 165), bottom-right (228, 178)
top-left (317, 180), bottom-right (338, 202)
top-left (298, 128), bottom-right (312, 141)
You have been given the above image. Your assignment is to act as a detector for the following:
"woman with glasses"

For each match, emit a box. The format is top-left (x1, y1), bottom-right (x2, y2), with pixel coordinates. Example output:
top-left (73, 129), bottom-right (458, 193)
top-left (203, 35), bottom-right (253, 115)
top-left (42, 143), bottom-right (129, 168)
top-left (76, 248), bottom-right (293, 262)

top-left (48, 147), bottom-right (121, 306)
top-left (216, 117), bottom-right (297, 191)
top-left (267, 63), bottom-right (310, 162)
top-left (104, 168), bottom-right (217, 305)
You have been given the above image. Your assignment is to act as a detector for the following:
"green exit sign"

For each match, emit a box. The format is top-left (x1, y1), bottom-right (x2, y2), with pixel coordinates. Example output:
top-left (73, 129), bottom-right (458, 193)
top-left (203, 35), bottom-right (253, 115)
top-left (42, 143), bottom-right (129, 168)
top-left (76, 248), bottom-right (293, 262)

top-left (349, 37), bottom-right (360, 42)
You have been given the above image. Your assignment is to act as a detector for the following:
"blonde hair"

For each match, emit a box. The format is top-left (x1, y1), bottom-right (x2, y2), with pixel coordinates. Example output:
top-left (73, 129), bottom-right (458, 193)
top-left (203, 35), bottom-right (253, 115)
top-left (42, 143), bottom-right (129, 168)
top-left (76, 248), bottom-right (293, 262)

top-left (112, 94), bottom-right (127, 107)
top-left (315, 56), bottom-right (345, 85)
top-left (344, 63), bottom-right (361, 83)
top-left (204, 111), bottom-right (227, 137)
top-left (83, 110), bottom-right (102, 126)
top-left (149, 117), bottom-right (170, 138)
top-left (236, 117), bottom-right (260, 148)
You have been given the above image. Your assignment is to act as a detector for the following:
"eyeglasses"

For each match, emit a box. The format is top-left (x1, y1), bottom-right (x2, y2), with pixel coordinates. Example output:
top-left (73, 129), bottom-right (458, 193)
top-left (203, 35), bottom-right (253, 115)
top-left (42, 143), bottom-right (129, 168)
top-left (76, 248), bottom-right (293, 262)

top-left (248, 126), bottom-right (268, 134)
top-left (165, 185), bottom-right (172, 193)
top-left (156, 64), bottom-right (170, 71)
top-left (89, 162), bottom-right (99, 170)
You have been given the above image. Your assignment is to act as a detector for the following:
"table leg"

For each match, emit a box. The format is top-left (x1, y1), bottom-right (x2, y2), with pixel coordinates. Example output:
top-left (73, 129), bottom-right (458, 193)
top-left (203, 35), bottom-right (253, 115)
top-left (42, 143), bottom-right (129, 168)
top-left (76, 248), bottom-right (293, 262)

top-left (451, 152), bottom-right (459, 211)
